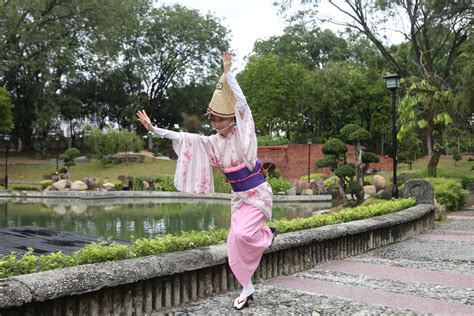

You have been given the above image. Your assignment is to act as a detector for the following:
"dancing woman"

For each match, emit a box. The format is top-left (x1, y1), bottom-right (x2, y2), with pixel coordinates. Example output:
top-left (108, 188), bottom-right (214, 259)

top-left (137, 51), bottom-right (275, 310)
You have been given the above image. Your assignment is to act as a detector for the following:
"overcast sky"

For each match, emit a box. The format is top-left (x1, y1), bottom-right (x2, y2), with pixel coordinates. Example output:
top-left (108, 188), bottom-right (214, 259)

top-left (159, 0), bottom-right (289, 71)
top-left (158, 1), bottom-right (404, 71)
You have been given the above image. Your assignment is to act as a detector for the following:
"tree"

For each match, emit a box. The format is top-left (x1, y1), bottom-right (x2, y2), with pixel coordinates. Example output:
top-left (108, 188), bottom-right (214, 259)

top-left (0, 0), bottom-right (149, 150)
top-left (59, 147), bottom-right (81, 175)
top-left (277, 0), bottom-right (473, 176)
top-left (340, 123), bottom-right (378, 204)
top-left (139, 5), bottom-right (229, 128)
top-left (451, 147), bottom-right (462, 167)
top-left (0, 88), bottom-right (14, 133)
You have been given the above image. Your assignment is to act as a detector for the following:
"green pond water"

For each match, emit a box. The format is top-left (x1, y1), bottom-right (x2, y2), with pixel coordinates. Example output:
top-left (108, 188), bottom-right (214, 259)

top-left (0, 200), bottom-right (333, 240)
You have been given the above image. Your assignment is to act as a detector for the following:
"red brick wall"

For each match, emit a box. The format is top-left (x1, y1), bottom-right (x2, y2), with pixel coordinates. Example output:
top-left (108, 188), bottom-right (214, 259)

top-left (258, 144), bottom-right (392, 182)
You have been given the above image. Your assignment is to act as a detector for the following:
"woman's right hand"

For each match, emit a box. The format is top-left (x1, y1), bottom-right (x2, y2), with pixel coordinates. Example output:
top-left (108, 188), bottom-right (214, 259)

top-left (136, 110), bottom-right (154, 132)
top-left (223, 51), bottom-right (232, 73)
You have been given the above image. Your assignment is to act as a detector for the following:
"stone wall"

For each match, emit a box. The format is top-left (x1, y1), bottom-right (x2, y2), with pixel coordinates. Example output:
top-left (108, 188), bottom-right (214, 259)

top-left (0, 204), bottom-right (434, 316)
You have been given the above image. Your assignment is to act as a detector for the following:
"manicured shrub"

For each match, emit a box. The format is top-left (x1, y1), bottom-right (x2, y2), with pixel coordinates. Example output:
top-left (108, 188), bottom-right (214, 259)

top-left (40, 180), bottom-right (53, 190)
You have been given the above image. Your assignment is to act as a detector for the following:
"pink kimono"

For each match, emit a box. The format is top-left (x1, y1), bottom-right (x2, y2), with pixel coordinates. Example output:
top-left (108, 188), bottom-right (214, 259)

top-left (153, 72), bottom-right (273, 287)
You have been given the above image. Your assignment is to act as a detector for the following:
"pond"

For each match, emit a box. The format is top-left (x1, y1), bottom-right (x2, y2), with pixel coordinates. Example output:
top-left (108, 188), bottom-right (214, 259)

top-left (0, 199), bottom-right (334, 240)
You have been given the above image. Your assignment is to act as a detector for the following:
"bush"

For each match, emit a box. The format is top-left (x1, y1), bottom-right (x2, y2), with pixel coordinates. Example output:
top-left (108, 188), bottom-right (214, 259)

top-left (323, 176), bottom-right (339, 189)
top-left (257, 136), bottom-right (290, 146)
top-left (213, 173), bottom-right (232, 193)
top-left (155, 174), bottom-right (176, 192)
top-left (267, 177), bottom-right (293, 194)
top-left (40, 180), bottom-right (53, 190)
top-left (425, 177), bottom-right (468, 211)
top-left (459, 176), bottom-right (474, 189)
top-left (0, 199), bottom-right (415, 279)
top-left (299, 173), bottom-right (327, 182)
top-left (11, 184), bottom-right (40, 191)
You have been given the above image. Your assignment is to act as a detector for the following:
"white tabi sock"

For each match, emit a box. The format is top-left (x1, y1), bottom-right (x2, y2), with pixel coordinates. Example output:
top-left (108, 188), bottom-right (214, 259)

top-left (239, 281), bottom-right (255, 300)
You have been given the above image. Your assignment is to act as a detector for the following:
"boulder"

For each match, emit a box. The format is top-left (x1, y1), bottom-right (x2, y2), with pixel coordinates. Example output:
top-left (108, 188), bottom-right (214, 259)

top-left (301, 189), bottom-right (313, 195)
top-left (371, 175), bottom-right (386, 191)
top-left (103, 182), bottom-right (116, 191)
top-left (52, 179), bottom-right (72, 191)
top-left (363, 185), bottom-right (377, 195)
top-left (71, 180), bottom-right (88, 191)
top-left (286, 187), bottom-right (297, 195)
top-left (142, 181), bottom-right (150, 190)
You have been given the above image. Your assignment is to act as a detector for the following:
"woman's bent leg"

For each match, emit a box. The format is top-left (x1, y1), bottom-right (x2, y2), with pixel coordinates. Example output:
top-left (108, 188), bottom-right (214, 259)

top-left (227, 203), bottom-right (273, 288)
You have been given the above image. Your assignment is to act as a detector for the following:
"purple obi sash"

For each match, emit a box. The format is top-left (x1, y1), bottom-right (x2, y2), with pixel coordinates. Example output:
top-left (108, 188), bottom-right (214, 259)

top-left (223, 160), bottom-right (266, 192)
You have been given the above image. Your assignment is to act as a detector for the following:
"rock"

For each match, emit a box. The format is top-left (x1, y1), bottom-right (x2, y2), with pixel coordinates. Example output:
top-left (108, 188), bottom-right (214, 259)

top-left (286, 187), bottom-right (297, 195)
top-left (71, 180), bottom-right (88, 191)
top-left (44, 185), bottom-right (56, 192)
top-left (364, 185), bottom-right (377, 195)
top-left (142, 181), bottom-right (150, 190)
top-left (371, 175), bottom-right (386, 191)
top-left (52, 179), bottom-right (72, 191)
top-left (302, 189), bottom-right (313, 195)
top-left (70, 204), bottom-right (88, 214)
top-left (103, 182), bottom-right (116, 191)
top-left (403, 179), bottom-right (434, 205)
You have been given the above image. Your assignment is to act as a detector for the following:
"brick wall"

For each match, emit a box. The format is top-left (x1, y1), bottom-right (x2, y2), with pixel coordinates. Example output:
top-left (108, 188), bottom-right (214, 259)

top-left (258, 144), bottom-right (393, 182)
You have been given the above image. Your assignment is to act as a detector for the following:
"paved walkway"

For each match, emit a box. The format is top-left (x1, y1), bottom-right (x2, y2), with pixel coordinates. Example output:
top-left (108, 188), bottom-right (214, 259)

top-left (158, 209), bottom-right (474, 315)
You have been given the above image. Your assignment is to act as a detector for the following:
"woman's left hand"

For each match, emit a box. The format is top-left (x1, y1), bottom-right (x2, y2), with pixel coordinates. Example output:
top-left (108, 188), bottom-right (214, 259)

top-left (223, 51), bottom-right (232, 73)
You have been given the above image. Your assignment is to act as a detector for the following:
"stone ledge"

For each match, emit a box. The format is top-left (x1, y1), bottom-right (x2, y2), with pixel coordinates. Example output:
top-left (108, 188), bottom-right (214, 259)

top-left (0, 190), bottom-right (332, 202)
top-left (0, 204), bottom-right (433, 309)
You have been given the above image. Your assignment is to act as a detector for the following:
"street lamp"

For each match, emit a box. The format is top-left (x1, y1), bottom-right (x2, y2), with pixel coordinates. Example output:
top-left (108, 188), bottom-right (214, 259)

top-left (3, 134), bottom-right (11, 190)
top-left (307, 139), bottom-right (312, 184)
top-left (55, 133), bottom-right (60, 173)
top-left (384, 73), bottom-right (400, 198)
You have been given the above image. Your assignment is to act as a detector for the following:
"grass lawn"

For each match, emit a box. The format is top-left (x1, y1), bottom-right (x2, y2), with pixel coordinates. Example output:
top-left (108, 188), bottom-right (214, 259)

top-left (3, 155), bottom-right (177, 183)
top-left (377, 154), bottom-right (473, 182)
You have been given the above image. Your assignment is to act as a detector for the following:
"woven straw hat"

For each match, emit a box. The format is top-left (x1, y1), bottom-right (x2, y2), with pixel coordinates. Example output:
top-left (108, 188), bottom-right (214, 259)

top-left (206, 73), bottom-right (236, 118)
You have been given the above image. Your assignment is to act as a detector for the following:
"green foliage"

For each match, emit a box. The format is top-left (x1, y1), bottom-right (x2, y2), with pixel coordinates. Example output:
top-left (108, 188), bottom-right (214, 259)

top-left (362, 152), bottom-right (380, 164)
top-left (425, 177), bottom-right (468, 211)
top-left (0, 199), bottom-right (416, 279)
top-left (85, 127), bottom-right (144, 158)
top-left (347, 181), bottom-right (363, 195)
top-left (315, 155), bottom-right (337, 170)
top-left (11, 184), bottom-right (40, 191)
top-left (257, 136), bottom-right (290, 146)
top-left (73, 242), bottom-right (129, 265)
top-left (323, 176), bottom-right (339, 189)
top-left (267, 177), bottom-right (293, 194)
top-left (213, 173), bottom-right (232, 193)
top-left (322, 138), bottom-right (347, 156)
top-left (459, 176), bottom-right (474, 190)
top-left (0, 88), bottom-right (14, 133)
top-left (268, 198), bottom-right (416, 233)
top-left (59, 147), bottom-right (81, 171)
top-left (451, 148), bottom-right (462, 164)
top-left (335, 164), bottom-right (355, 179)
top-left (299, 173), bottom-right (326, 182)
top-left (39, 180), bottom-right (53, 190)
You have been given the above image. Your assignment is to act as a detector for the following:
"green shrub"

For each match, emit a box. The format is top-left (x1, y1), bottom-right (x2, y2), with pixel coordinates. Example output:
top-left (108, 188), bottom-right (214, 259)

top-left (213, 173), bottom-right (231, 193)
top-left (299, 173), bottom-right (326, 182)
top-left (323, 176), bottom-right (339, 189)
top-left (267, 177), bottom-right (293, 194)
top-left (0, 199), bottom-right (416, 279)
top-left (257, 136), bottom-right (290, 146)
top-left (425, 177), bottom-right (468, 211)
top-left (155, 174), bottom-right (176, 192)
top-left (40, 180), bottom-right (53, 190)
top-left (11, 184), bottom-right (40, 191)
top-left (459, 176), bottom-right (474, 189)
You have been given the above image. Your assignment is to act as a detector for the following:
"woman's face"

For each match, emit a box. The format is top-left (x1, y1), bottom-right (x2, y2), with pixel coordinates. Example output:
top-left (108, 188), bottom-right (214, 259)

top-left (210, 115), bottom-right (234, 137)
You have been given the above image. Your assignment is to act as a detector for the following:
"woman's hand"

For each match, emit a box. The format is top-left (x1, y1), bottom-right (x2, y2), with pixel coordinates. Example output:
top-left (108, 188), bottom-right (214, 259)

top-left (223, 51), bottom-right (232, 73)
top-left (136, 110), bottom-right (154, 132)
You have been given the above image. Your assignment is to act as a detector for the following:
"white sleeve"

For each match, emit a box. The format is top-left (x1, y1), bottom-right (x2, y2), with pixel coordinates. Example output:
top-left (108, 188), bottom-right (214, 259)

top-left (226, 72), bottom-right (248, 113)
top-left (152, 127), bottom-right (182, 141)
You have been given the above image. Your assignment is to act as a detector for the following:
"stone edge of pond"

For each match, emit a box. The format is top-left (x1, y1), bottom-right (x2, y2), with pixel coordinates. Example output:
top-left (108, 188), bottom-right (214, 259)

top-left (0, 190), bottom-right (332, 202)
top-left (0, 204), bottom-right (434, 308)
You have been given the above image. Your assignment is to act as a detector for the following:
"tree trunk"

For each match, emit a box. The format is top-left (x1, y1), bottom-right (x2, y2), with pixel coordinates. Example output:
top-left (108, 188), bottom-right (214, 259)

top-left (426, 131), bottom-right (433, 156)
top-left (427, 150), bottom-right (441, 177)
top-left (338, 177), bottom-right (348, 204)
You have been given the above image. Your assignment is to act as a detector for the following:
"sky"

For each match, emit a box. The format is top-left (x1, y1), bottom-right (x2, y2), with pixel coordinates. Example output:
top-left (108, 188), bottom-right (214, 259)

top-left (159, 0), bottom-right (291, 71)
top-left (158, 0), bottom-right (404, 71)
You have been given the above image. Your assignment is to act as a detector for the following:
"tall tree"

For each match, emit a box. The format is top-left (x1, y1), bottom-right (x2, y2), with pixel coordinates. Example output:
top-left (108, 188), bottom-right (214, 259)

top-left (139, 5), bottom-right (229, 128)
top-left (0, 88), bottom-right (14, 133)
top-left (277, 0), bottom-right (473, 176)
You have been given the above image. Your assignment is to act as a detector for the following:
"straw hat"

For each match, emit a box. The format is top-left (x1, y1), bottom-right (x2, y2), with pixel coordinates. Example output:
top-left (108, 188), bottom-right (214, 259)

top-left (206, 73), bottom-right (236, 118)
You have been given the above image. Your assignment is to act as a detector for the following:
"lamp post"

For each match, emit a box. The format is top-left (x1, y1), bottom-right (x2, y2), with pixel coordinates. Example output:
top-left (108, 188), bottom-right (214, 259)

top-left (55, 134), bottom-right (60, 173)
top-left (307, 139), bottom-right (312, 184)
top-left (3, 134), bottom-right (10, 190)
top-left (384, 73), bottom-right (400, 198)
